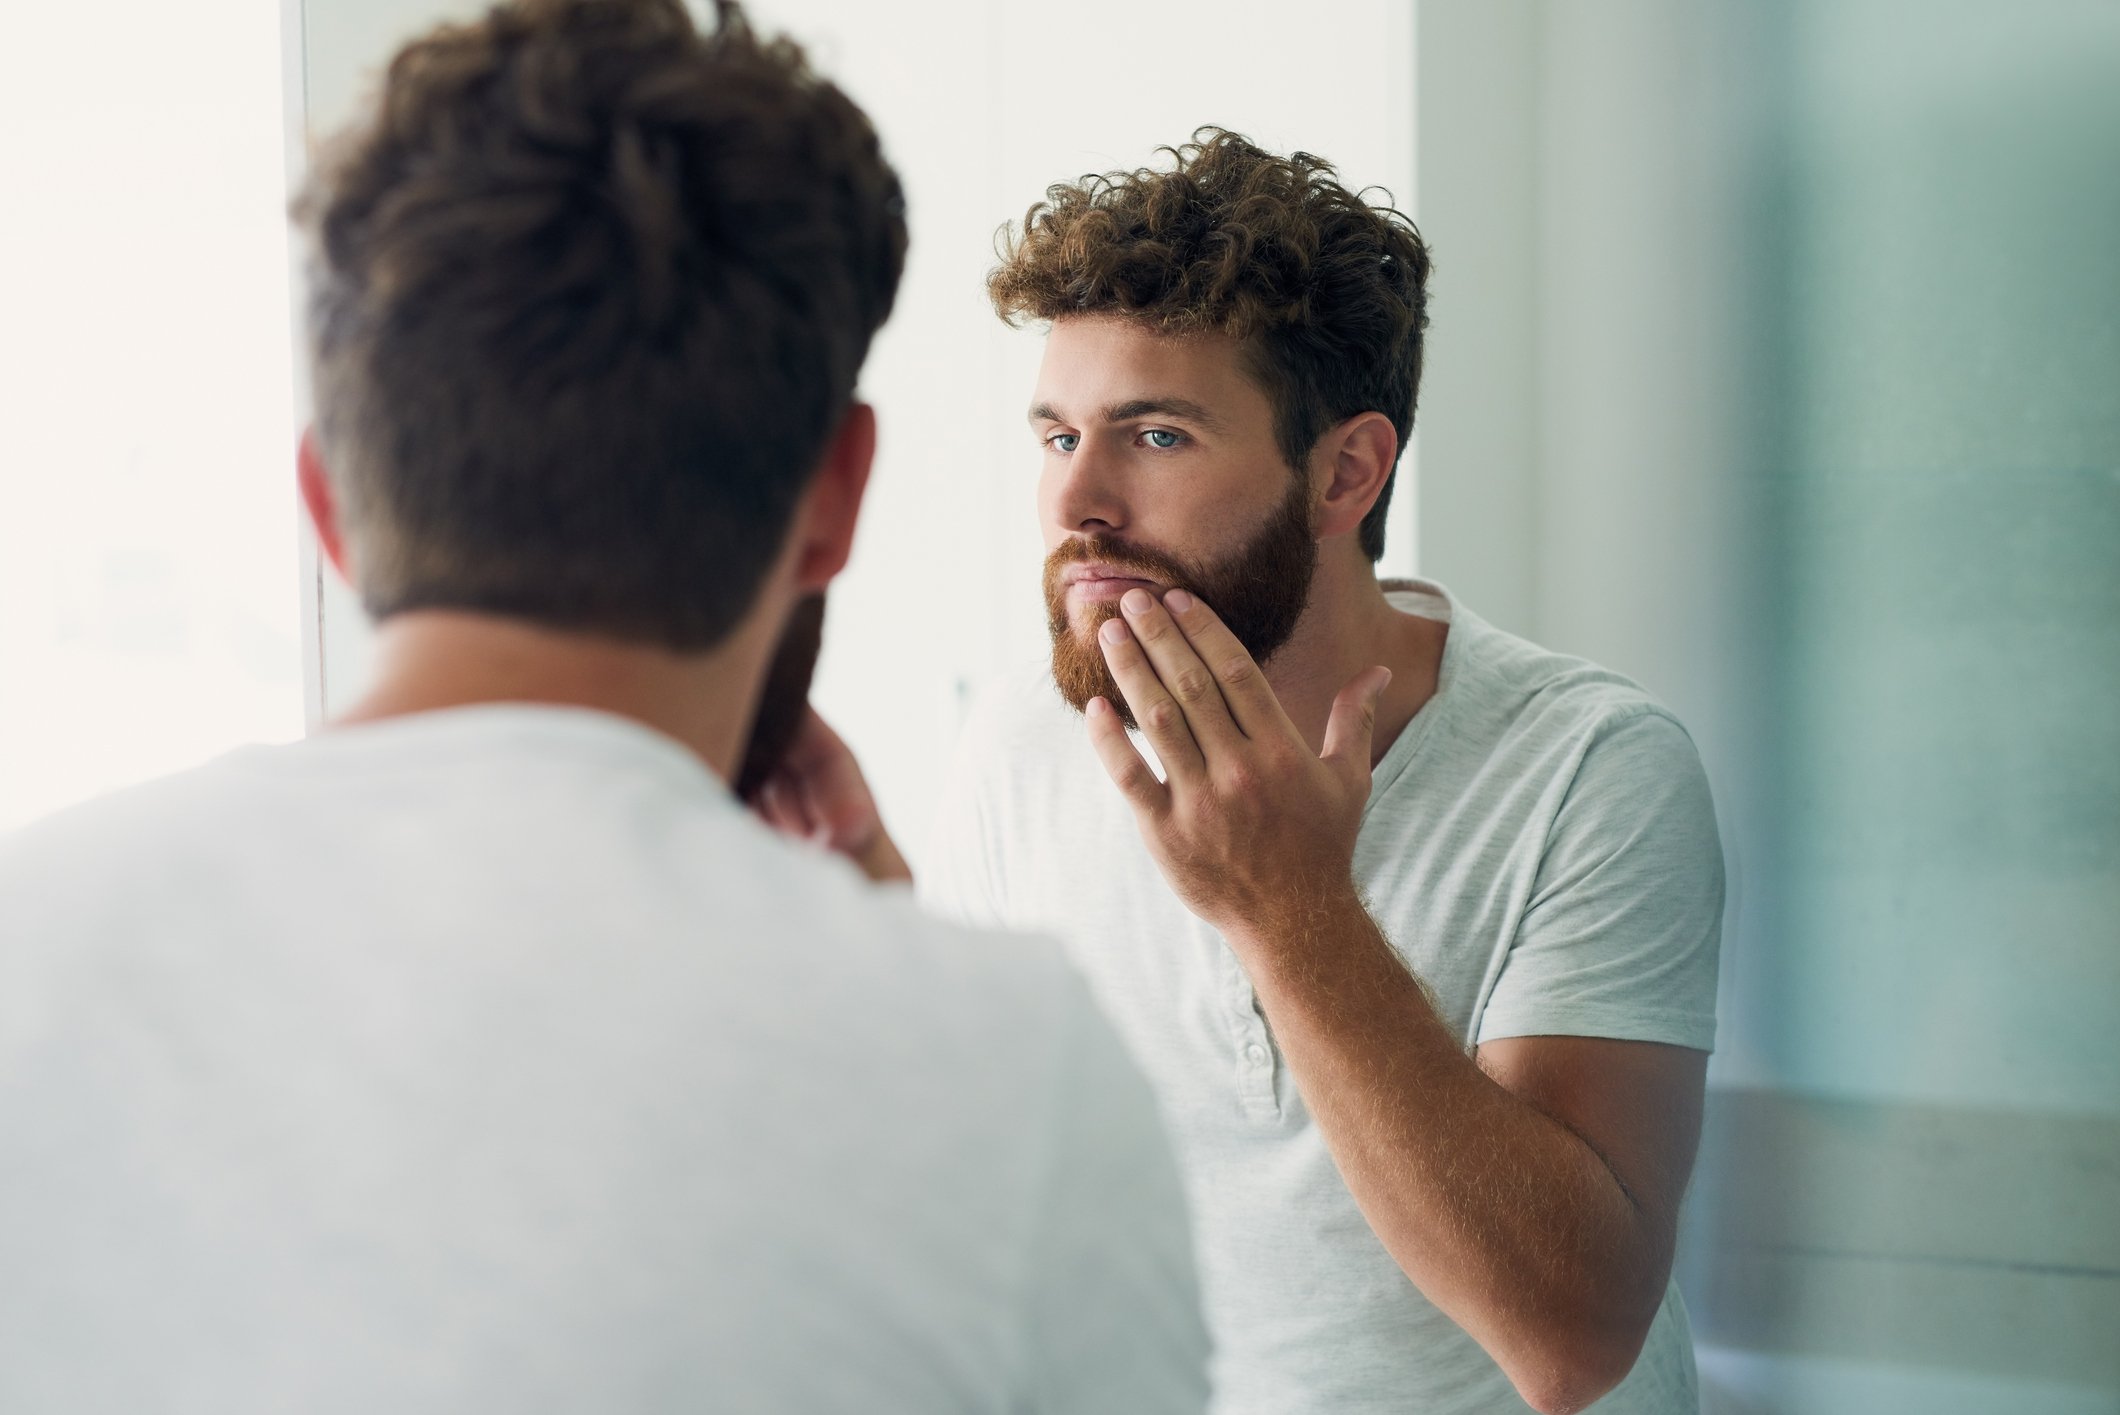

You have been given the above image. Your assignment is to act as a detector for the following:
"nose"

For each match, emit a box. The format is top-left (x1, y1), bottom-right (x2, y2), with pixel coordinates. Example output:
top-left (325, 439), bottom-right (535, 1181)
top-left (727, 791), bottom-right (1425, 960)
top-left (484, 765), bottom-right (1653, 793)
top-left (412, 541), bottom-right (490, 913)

top-left (1043, 434), bottom-right (1128, 537)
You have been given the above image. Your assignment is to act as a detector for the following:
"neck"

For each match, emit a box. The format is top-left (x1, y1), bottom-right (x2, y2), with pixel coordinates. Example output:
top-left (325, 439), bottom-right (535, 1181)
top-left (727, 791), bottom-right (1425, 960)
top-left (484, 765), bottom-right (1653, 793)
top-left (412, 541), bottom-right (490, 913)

top-left (1262, 552), bottom-right (1448, 764)
top-left (332, 610), bottom-right (770, 783)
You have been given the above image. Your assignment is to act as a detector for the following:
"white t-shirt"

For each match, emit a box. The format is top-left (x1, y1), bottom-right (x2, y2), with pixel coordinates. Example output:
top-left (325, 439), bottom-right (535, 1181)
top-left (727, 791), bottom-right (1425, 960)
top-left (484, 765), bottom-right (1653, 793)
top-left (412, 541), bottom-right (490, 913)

top-left (921, 582), bottom-right (1722, 1415)
top-left (0, 705), bottom-right (1209, 1415)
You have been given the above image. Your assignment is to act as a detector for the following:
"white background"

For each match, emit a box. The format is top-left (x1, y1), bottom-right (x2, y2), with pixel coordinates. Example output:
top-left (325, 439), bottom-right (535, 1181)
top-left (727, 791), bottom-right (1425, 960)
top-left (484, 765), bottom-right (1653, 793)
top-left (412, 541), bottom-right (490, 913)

top-left (0, 3), bottom-right (303, 831)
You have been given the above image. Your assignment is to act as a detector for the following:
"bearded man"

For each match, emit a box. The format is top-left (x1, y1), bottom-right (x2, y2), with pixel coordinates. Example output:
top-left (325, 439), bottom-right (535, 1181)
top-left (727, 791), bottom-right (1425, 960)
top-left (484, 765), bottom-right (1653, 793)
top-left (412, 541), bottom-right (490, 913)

top-left (764, 130), bottom-right (1723, 1415)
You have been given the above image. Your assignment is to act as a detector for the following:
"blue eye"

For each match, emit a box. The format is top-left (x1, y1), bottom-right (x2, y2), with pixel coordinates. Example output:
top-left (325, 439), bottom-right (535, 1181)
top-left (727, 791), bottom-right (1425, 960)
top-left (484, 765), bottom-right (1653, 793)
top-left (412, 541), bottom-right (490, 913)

top-left (1143, 429), bottom-right (1183, 449)
top-left (1047, 432), bottom-right (1080, 453)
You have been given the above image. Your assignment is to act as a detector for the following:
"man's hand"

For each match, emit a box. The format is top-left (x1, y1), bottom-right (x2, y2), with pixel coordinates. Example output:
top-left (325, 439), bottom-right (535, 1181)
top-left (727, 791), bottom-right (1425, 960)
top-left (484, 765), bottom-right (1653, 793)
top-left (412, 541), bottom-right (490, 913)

top-left (751, 707), bottom-right (912, 884)
top-left (1088, 586), bottom-right (1390, 937)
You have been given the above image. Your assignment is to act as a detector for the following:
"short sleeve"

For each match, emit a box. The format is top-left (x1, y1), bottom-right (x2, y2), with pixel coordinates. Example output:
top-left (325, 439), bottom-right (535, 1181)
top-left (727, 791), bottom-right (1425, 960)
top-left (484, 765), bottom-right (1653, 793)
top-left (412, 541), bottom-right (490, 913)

top-left (1475, 709), bottom-right (1724, 1050)
top-left (1013, 986), bottom-right (1211, 1414)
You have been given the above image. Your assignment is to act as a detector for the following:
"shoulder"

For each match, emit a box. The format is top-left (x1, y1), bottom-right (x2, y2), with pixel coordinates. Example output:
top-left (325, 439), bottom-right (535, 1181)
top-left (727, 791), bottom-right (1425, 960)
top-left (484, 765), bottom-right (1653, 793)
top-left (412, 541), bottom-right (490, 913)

top-left (0, 749), bottom-right (268, 894)
top-left (800, 848), bottom-right (1080, 998)
top-left (0, 753), bottom-right (305, 1003)
top-left (1440, 601), bottom-right (1705, 778)
top-left (742, 825), bottom-right (1098, 1056)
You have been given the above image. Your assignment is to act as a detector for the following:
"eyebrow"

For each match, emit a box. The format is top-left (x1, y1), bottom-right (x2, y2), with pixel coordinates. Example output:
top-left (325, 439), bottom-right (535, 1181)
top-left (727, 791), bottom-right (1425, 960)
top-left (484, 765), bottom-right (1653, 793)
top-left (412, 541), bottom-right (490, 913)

top-left (1026, 397), bottom-right (1225, 432)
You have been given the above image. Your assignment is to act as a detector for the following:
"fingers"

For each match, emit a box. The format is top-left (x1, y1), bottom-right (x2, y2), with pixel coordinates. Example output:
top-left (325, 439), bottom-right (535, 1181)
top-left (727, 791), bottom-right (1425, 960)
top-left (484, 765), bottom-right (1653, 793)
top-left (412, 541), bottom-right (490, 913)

top-left (1098, 610), bottom-right (1207, 780)
top-left (1114, 589), bottom-right (1246, 752)
top-left (778, 705), bottom-right (849, 774)
top-left (756, 777), bottom-right (816, 837)
top-left (1321, 666), bottom-right (1392, 779)
top-left (1086, 695), bottom-right (1170, 815)
top-left (1158, 588), bottom-right (1292, 741)
top-left (761, 707), bottom-right (884, 848)
top-left (794, 773), bottom-right (853, 849)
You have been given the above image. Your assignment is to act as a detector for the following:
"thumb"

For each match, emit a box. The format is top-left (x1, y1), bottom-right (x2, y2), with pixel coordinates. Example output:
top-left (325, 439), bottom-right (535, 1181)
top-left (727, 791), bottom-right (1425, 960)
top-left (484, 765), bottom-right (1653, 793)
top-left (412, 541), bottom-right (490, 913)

top-left (1321, 666), bottom-right (1392, 775)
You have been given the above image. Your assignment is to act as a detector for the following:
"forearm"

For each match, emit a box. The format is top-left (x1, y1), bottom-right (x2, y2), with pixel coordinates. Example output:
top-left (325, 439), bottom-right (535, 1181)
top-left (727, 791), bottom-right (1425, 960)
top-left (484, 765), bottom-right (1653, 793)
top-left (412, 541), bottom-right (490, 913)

top-left (1231, 896), bottom-right (1667, 1411)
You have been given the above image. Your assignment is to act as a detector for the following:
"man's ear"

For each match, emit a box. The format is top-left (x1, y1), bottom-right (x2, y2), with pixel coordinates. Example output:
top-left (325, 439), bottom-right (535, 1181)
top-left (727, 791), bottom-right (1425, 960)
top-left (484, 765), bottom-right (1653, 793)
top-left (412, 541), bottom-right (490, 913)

top-left (788, 401), bottom-right (877, 591)
top-left (297, 427), bottom-right (355, 584)
top-left (1312, 411), bottom-right (1399, 542)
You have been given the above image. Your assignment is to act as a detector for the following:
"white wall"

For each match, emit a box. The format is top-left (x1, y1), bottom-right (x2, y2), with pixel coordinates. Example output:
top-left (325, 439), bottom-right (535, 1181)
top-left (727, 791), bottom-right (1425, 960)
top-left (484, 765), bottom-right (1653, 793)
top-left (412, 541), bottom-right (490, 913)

top-left (0, 1), bottom-right (301, 831)
top-left (287, 0), bottom-right (1417, 867)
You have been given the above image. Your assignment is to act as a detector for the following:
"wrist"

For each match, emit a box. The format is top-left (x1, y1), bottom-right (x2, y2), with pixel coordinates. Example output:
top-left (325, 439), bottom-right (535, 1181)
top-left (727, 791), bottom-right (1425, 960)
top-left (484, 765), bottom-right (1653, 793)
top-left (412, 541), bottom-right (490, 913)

top-left (1218, 877), bottom-right (1370, 966)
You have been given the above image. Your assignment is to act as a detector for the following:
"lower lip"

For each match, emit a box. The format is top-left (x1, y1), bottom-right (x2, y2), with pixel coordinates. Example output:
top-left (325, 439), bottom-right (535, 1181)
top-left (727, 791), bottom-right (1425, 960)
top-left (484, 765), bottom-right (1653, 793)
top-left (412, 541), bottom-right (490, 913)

top-left (1068, 576), bottom-right (1159, 604)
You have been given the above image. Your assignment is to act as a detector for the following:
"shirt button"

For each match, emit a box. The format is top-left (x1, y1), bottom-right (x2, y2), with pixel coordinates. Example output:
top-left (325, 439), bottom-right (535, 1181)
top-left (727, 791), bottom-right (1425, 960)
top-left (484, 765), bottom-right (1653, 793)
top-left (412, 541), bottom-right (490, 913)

top-left (1245, 1043), bottom-right (1269, 1067)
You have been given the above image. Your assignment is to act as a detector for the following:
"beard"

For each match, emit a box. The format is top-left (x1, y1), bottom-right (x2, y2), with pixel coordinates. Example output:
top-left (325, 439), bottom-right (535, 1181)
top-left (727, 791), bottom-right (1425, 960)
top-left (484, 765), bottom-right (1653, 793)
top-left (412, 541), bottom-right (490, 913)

top-left (734, 590), bottom-right (826, 801)
top-left (1044, 474), bottom-right (1317, 729)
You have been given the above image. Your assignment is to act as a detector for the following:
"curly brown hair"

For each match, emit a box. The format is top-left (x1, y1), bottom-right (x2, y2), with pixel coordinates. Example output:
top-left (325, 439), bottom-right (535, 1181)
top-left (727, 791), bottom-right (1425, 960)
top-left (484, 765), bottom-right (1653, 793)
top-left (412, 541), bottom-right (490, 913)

top-left (296, 0), bottom-right (905, 650)
top-left (989, 129), bottom-right (1430, 562)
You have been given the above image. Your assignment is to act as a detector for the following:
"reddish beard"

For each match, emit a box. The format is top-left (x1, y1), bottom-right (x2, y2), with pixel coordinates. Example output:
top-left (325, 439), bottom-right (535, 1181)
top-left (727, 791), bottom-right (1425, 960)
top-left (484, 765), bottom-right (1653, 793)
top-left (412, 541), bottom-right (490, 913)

top-left (1043, 474), bottom-right (1317, 729)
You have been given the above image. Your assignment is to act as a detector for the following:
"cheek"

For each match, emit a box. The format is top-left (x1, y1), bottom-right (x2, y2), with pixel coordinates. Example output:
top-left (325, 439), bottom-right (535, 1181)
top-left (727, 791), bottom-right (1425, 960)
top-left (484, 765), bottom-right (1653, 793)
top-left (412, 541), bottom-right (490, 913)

top-left (1155, 487), bottom-right (1242, 554)
top-left (1034, 464), bottom-right (1067, 548)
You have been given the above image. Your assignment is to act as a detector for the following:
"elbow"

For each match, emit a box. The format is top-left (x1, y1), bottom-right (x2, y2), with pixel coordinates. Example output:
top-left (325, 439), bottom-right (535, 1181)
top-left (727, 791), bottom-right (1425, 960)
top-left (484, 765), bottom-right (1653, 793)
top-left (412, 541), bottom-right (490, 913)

top-left (1505, 1315), bottom-right (1653, 1415)
top-left (1512, 1360), bottom-right (1625, 1415)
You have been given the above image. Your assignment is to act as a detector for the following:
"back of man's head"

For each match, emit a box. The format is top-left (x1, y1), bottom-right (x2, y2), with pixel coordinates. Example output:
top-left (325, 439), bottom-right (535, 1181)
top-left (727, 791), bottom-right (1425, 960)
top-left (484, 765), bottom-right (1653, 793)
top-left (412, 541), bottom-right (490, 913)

top-left (296, 0), bottom-right (906, 652)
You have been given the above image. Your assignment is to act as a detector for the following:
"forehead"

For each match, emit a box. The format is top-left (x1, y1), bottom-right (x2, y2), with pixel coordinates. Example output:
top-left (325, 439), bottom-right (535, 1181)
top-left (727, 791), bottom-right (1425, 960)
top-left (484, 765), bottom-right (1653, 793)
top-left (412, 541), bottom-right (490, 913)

top-left (1033, 316), bottom-right (1270, 421)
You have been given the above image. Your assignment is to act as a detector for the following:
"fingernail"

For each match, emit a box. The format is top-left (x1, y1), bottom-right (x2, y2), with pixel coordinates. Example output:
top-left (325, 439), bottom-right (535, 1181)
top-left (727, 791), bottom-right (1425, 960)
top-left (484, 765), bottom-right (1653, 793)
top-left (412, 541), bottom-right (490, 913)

top-left (1100, 617), bottom-right (1129, 644)
top-left (1122, 588), bottom-right (1154, 615)
top-left (1164, 588), bottom-right (1194, 614)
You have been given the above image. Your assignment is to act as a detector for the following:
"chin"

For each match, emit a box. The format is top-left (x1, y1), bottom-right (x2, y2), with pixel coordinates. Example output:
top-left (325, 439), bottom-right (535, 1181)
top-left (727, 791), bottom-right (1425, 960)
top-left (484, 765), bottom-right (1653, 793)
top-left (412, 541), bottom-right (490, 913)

top-left (1069, 619), bottom-right (1118, 662)
top-left (1073, 599), bottom-right (1122, 634)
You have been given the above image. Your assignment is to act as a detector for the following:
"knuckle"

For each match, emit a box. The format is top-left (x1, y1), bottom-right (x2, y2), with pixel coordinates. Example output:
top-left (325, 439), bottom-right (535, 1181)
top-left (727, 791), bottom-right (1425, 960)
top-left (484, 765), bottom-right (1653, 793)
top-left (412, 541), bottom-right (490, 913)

top-left (1143, 700), bottom-right (1183, 735)
top-left (1172, 668), bottom-right (1215, 702)
top-left (1217, 654), bottom-right (1258, 687)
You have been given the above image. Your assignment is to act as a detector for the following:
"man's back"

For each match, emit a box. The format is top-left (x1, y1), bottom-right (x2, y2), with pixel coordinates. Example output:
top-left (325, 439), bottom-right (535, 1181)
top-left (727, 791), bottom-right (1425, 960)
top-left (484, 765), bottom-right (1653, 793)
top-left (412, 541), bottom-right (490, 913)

top-left (0, 705), bottom-right (1207, 1413)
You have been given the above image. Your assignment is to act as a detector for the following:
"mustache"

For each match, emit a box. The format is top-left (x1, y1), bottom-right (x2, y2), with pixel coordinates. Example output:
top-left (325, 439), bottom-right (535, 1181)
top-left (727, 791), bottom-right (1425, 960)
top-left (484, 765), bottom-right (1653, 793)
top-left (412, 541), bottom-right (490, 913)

top-left (1042, 534), bottom-right (1197, 598)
